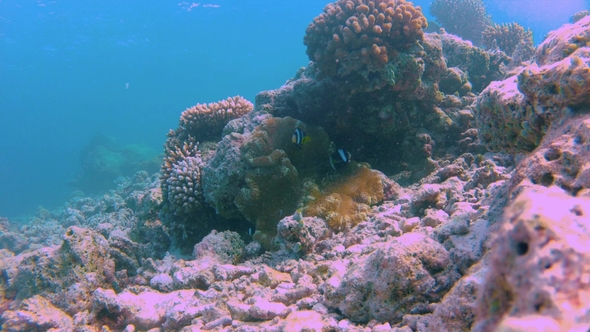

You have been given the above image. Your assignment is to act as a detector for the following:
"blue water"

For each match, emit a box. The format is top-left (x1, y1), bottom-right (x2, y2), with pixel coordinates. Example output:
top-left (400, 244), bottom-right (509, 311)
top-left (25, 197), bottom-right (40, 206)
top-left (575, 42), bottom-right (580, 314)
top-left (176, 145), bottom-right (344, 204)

top-left (0, 0), bottom-right (586, 220)
top-left (485, 0), bottom-right (586, 43)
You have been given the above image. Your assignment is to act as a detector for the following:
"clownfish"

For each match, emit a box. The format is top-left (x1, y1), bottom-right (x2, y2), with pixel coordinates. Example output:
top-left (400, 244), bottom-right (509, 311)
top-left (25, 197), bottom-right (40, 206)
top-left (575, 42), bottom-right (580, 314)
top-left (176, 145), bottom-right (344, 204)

top-left (329, 148), bottom-right (351, 170)
top-left (292, 128), bottom-right (311, 148)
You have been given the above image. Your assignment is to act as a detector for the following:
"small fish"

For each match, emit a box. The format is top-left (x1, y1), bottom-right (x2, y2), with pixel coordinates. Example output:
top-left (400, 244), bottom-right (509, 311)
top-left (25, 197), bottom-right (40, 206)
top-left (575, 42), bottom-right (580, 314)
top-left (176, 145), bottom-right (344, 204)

top-left (329, 148), bottom-right (352, 170)
top-left (292, 242), bottom-right (302, 253)
top-left (292, 128), bottom-right (311, 148)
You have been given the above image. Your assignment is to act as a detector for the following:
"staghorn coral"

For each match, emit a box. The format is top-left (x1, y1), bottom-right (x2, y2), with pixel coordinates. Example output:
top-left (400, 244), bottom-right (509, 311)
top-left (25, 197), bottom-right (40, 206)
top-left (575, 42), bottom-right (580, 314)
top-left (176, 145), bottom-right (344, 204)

top-left (304, 0), bottom-right (427, 90)
top-left (482, 22), bottom-right (534, 57)
top-left (429, 0), bottom-right (492, 46)
top-left (179, 96), bottom-right (253, 142)
top-left (304, 165), bottom-right (385, 231)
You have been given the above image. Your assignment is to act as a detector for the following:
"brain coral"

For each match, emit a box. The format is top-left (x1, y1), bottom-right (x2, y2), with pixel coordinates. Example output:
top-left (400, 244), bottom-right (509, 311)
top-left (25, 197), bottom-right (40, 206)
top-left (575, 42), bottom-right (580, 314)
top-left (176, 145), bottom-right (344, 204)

top-left (304, 0), bottom-right (428, 81)
top-left (179, 96), bottom-right (253, 142)
top-left (430, 0), bottom-right (491, 46)
top-left (482, 22), bottom-right (534, 56)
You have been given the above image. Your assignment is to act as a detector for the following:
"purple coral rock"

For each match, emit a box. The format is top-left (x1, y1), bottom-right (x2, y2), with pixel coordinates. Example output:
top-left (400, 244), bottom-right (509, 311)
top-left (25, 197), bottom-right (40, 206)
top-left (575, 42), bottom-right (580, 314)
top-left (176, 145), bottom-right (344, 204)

top-left (475, 186), bottom-right (590, 331)
top-left (248, 298), bottom-right (291, 320)
top-left (322, 233), bottom-right (458, 323)
top-left (193, 230), bottom-right (245, 263)
top-left (0, 295), bottom-right (74, 331)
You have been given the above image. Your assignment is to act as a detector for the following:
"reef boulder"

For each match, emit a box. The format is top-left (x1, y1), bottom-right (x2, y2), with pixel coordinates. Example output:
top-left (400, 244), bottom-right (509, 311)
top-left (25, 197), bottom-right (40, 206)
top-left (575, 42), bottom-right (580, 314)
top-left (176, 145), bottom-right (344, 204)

top-left (322, 232), bottom-right (459, 323)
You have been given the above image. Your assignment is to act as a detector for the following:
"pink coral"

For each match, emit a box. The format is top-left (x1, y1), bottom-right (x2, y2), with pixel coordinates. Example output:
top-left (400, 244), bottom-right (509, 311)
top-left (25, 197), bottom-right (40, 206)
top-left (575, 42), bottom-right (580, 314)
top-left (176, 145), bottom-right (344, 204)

top-left (179, 96), bottom-right (253, 142)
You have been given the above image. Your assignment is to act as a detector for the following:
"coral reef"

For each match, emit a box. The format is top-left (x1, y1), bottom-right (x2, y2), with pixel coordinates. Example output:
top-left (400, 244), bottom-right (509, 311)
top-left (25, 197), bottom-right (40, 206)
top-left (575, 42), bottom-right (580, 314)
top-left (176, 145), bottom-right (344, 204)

top-left (304, 0), bottom-right (427, 91)
top-left (519, 50), bottom-right (590, 110)
top-left (161, 96), bottom-right (254, 216)
top-left (160, 135), bottom-right (208, 217)
top-left (429, 0), bottom-right (492, 46)
top-left (3, 226), bottom-right (116, 314)
top-left (3, 9), bottom-right (590, 332)
top-left (571, 10), bottom-right (590, 23)
top-left (475, 186), bottom-right (590, 331)
top-left (159, 96), bottom-right (255, 249)
top-left (322, 232), bottom-right (459, 323)
top-left (508, 114), bottom-right (590, 197)
top-left (1, 296), bottom-right (74, 331)
top-left (193, 230), bottom-right (245, 264)
top-left (434, 31), bottom-right (509, 93)
top-left (475, 15), bottom-right (590, 153)
top-left (536, 15), bottom-right (590, 66)
top-left (1, 144), bottom-right (511, 331)
top-left (179, 95), bottom-right (253, 142)
top-left (263, 25), bottom-right (506, 186)
top-left (482, 22), bottom-right (534, 57)
top-left (228, 116), bottom-right (333, 248)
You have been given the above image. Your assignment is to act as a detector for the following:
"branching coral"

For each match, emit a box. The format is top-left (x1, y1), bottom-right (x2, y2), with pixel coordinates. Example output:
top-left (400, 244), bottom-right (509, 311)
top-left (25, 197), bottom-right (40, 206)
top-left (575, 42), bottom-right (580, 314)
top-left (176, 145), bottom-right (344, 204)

top-left (304, 0), bottom-right (427, 83)
top-left (304, 165), bottom-right (385, 231)
top-left (482, 22), bottom-right (534, 56)
top-left (430, 0), bottom-right (492, 45)
top-left (179, 96), bottom-right (253, 142)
